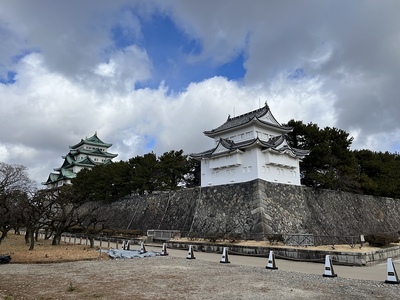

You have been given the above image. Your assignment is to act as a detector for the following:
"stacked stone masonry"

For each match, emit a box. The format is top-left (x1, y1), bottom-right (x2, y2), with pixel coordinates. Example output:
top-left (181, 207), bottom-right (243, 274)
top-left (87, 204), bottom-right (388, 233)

top-left (103, 179), bottom-right (400, 238)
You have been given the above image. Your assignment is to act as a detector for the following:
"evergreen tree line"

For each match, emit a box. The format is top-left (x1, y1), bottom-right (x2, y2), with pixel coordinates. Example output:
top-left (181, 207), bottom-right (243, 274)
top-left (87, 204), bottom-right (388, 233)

top-left (73, 121), bottom-right (400, 200)
top-left (286, 120), bottom-right (400, 198)
top-left (72, 150), bottom-right (201, 202)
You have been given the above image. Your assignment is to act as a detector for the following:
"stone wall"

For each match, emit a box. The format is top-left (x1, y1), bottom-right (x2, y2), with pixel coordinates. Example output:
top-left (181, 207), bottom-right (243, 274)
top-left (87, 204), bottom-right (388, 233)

top-left (103, 179), bottom-right (400, 237)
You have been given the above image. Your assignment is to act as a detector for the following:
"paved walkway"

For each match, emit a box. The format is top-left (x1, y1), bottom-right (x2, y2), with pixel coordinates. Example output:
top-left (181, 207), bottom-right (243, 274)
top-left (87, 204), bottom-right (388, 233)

top-left (149, 245), bottom-right (391, 282)
top-left (91, 239), bottom-right (396, 282)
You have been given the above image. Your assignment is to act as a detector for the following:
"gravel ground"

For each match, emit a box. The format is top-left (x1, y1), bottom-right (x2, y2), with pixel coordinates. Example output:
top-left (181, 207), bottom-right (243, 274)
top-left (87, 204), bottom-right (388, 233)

top-left (1, 256), bottom-right (399, 300)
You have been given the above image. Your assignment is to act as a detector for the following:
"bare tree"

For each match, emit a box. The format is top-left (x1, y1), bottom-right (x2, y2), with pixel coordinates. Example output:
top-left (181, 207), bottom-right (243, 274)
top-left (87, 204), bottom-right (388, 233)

top-left (39, 186), bottom-right (82, 245)
top-left (77, 202), bottom-right (110, 248)
top-left (14, 190), bottom-right (52, 250)
top-left (0, 162), bottom-right (34, 244)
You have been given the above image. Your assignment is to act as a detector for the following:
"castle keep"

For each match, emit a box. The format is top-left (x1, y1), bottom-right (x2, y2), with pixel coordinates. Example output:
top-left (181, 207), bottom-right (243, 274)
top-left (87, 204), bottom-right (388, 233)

top-left (43, 133), bottom-right (117, 188)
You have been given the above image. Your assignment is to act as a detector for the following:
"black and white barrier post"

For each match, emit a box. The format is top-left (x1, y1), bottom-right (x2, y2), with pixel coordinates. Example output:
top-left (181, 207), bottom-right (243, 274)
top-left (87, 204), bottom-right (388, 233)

top-left (322, 255), bottom-right (337, 278)
top-left (220, 247), bottom-right (230, 264)
top-left (266, 250), bottom-right (278, 270)
top-left (122, 240), bottom-right (130, 250)
top-left (161, 243), bottom-right (169, 256)
top-left (140, 241), bottom-right (147, 254)
top-left (385, 258), bottom-right (400, 284)
top-left (187, 245), bottom-right (196, 259)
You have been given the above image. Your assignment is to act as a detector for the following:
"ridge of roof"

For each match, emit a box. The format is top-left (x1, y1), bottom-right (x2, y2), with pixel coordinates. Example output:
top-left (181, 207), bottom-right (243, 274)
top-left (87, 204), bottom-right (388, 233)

top-left (204, 103), bottom-right (292, 136)
top-left (69, 133), bottom-right (113, 149)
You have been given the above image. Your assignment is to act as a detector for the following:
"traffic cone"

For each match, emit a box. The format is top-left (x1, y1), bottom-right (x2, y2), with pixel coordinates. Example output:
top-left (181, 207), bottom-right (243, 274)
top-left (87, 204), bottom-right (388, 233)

top-left (265, 250), bottom-right (278, 270)
top-left (220, 247), bottom-right (230, 264)
top-left (140, 241), bottom-right (147, 254)
top-left (187, 245), bottom-right (196, 259)
top-left (161, 243), bottom-right (169, 256)
top-left (322, 255), bottom-right (337, 277)
top-left (385, 258), bottom-right (400, 284)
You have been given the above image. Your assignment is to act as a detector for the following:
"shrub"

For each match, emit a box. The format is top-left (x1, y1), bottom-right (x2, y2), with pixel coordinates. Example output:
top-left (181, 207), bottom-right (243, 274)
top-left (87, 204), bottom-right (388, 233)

top-left (101, 228), bottom-right (116, 236)
top-left (67, 225), bottom-right (85, 234)
top-left (204, 232), bottom-right (224, 243)
top-left (267, 234), bottom-right (284, 245)
top-left (365, 233), bottom-right (399, 247)
top-left (67, 282), bottom-right (76, 292)
top-left (188, 232), bottom-right (199, 241)
top-left (226, 233), bottom-right (242, 243)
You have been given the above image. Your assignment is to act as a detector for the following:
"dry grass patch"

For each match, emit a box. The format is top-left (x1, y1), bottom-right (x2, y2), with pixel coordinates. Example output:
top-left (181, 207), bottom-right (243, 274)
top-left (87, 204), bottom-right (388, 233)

top-left (0, 233), bottom-right (109, 263)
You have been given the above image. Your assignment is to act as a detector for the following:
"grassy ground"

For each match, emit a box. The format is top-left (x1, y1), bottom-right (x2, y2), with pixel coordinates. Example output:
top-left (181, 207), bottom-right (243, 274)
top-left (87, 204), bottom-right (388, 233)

top-left (0, 233), bottom-right (109, 263)
top-left (0, 233), bottom-right (383, 265)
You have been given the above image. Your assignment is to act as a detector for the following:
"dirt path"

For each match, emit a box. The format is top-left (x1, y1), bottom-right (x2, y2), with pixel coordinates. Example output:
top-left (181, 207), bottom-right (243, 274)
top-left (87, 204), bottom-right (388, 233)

top-left (1, 256), bottom-right (399, 300)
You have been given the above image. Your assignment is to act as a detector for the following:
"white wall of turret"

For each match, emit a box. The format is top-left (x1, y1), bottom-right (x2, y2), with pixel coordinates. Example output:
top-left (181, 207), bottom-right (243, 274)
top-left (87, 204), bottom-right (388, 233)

top-left (77, 145), bottom-right (107, 152)
top-left (214, 124), bottom-right (283, 145)
top-left (200, 147), bottom-right (301, 187)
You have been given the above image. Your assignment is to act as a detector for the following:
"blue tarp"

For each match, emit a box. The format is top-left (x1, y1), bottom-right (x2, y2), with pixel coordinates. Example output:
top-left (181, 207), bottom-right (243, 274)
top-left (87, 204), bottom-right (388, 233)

top-left (101, 249), bottom-right (159, 259)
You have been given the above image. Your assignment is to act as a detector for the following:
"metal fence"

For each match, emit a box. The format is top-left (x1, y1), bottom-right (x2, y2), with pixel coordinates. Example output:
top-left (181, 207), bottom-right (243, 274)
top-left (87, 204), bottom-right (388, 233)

top-left (147, 230), bottom-right (181, 241)
top-left (28, 228), bottom-right (400, 248)
top-left (179, 231), bottom-right (398, 248)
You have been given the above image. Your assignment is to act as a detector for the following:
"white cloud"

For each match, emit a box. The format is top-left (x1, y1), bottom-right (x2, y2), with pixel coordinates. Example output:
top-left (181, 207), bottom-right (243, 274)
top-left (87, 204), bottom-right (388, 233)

top-left (0, 145), bottom-right (9, 162)
top-left (91, 45), bottom-right (152, 92)
top-left (1, 0), bottom-right (400, 185)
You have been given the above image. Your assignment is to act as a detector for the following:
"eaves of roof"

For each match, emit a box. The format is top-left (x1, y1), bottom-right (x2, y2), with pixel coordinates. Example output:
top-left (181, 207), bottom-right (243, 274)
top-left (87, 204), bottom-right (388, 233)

top-left (41, 172), bottom-right (60, 185)
top-left (76, 156), bottom-right (97, 166)
top-left (191, 135), bottom-right (309, 159)
top-left (70, 148), bottom-right (118, 158)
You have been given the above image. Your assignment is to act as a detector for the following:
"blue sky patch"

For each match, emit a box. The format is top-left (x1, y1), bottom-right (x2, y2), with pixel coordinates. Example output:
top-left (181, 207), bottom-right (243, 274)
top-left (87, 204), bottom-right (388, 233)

top-left (144, 135), bottom-right (156, 150)
top-left (133, 13), bottom-right (246, 92)
top-left (288, 68), bottom-right (306, 80)
top-left (0, 70), bottom-right (16, 84)
top-left (111, 25), bottom-right (136, 49)
top-left (216, 52), bottom-right (246, 81)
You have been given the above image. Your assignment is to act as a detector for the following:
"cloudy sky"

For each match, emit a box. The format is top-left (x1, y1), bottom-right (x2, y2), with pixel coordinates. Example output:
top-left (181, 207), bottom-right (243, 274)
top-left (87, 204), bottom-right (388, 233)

top-left (1, 0), bottom-right (399, 185)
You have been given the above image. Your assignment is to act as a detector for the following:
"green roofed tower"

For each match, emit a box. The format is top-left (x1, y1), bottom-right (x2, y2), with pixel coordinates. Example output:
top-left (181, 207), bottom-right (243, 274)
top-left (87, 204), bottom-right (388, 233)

top-left (42, 133), bottom-right (118, 188)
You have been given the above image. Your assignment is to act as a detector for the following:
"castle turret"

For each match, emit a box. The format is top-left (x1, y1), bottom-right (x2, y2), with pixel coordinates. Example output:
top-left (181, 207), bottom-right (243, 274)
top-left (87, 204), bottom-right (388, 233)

top-left (191, 103), bottom-right (309, 186)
